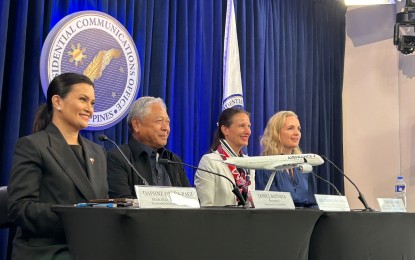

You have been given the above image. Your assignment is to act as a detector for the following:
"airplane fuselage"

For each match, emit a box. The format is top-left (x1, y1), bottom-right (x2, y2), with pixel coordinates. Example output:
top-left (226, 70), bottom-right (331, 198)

top-left (223, 153), bottom-right (324, 171)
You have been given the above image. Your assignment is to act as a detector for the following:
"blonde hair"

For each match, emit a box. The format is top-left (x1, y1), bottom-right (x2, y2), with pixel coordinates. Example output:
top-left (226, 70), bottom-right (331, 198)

top-left (260, 111), bottom-right (302, 155)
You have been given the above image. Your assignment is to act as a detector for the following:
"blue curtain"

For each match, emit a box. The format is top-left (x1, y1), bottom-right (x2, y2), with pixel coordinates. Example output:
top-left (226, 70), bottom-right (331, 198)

top-left (0, 0), bottom-right (346, 258)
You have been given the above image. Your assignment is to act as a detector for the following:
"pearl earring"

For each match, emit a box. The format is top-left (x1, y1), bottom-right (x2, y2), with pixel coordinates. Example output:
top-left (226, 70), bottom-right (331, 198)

top-left (57, 107), bottom-right (61, 111)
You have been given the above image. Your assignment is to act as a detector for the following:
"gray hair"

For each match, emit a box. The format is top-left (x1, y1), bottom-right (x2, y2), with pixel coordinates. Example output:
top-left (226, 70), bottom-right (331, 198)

top-left (127, 96), bottom-right (167, 130)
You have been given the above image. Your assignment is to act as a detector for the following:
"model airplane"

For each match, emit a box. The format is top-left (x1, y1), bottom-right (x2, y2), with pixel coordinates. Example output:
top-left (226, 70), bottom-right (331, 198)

top-left (222, 153), bottom-right (324, 172)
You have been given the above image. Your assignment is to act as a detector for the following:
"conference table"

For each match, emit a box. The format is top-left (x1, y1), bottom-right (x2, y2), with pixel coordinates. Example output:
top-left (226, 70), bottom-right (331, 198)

top-left (52, 207), bottom-right (322, 260)
top-left (53, 206), bottom-right (415, 260)
top-left (309, 211), bottom-right (415, 260)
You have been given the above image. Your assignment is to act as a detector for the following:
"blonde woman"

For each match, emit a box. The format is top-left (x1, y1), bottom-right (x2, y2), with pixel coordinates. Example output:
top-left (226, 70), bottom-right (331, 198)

top-left (255, 111), bottom-right (317, 208)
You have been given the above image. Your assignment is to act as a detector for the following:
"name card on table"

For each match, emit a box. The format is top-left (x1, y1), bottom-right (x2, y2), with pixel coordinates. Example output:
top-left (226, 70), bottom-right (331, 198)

top-left (134, 186), bottom-right (200, 209)
top-left (377, 198), bottom-right (406, 212)
top-left (314, 194), bottom-right (351, 211)
top-left (250, 191), bottom-right (295, 209)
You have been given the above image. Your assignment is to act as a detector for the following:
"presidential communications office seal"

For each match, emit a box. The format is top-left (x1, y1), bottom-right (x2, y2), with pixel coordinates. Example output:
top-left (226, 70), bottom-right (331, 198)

top-left (40, 10), bottom-right (140, 130)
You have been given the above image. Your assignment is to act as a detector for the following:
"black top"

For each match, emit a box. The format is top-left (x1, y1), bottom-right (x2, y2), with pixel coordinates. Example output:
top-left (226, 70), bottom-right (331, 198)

top-left (107, 137), bottom-right (190, 198)
top-left (135, 141), bottom-right (171, 186)
top-left (70, 144), bottom-right (88, 179)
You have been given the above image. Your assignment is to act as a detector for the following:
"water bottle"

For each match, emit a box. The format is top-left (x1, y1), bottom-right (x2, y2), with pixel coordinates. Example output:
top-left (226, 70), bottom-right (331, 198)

top-left (394, 176), bottom-right (407, 208)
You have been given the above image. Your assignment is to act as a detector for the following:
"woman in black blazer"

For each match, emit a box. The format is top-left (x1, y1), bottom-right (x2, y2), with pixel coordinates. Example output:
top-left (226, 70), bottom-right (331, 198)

top-left (7, 73), bottom-right (108, 259)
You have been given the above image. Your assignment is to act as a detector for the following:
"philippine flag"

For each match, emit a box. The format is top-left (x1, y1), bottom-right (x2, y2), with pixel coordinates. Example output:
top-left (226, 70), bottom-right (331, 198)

top-left (222, 0), bottom-right (244, 111)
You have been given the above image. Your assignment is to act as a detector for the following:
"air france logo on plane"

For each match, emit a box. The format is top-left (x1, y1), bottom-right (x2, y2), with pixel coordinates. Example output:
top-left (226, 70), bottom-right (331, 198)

top-left (287, 154), bottom-right (315, 160)
top-left (40, 11), bottom-right (140, 130)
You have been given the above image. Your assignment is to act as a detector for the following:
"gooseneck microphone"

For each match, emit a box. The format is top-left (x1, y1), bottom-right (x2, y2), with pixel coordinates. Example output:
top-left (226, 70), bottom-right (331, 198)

top-left (321, 155), bottom-right (374, 211)
top-left (309, 171), bottom-right (342, 196)
top-left (98, 134), bottom-right (149, 185)
top-left (158, 158), bottom-right (247, 207)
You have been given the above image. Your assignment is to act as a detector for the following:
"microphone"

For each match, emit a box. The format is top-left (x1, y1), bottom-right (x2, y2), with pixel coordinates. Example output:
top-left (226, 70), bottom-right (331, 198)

top-left (98, 134), bottom-right (149, 186)
top-left (297, 162), bottom-right (341, 195)
top-left (321, 155), bottom-right (374, 211)
top-left (263, 166), bottom-right (341, 196)
top-left (158, 158), bottom-right (247, 207)
top-left (309, 171), bottom-right (342, 196)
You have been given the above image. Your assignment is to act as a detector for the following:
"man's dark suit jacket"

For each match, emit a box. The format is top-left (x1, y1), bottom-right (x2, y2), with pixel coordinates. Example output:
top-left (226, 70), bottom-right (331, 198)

top-left (7, 123), bottom-right (108, 260)
top-left (107, 137), bottom-right (190, 198)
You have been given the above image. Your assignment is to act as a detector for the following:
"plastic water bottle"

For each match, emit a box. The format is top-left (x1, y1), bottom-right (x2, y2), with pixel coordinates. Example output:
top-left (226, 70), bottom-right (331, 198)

top-left (394, 176), bottom-right (407, 208)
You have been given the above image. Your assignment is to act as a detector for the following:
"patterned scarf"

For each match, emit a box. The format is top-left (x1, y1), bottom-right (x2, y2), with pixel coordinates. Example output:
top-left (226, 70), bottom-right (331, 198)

top-left (216, 139), bottom-right (252, 206)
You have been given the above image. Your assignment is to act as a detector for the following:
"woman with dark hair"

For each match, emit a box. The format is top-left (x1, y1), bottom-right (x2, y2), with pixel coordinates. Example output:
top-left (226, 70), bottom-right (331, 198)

top-left (8, 73), bottom-right (108, 259)
top-left (194, 107), bottom-right (255, 207)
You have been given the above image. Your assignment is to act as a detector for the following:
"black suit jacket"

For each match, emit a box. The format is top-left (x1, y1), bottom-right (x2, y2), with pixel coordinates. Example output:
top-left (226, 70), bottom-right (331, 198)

top-left (107, 137), bottom-right (190, 198)
top-left (7, 123), bottom-right (108, 260)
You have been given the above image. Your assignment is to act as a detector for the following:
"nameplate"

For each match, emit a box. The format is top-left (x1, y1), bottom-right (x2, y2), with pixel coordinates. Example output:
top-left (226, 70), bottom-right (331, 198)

top-left (377, 198), bottom-right (406, 212)
top-left (314, 194), bottom-right (350, 211)
top-left (250, 191), bottom-right (295, 209)
top-left (134, 186), bottom-right (200, 208)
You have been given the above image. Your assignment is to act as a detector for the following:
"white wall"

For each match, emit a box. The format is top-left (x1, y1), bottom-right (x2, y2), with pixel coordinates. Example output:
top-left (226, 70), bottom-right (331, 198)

top-left (397, 23), bottom-right (415, 212)
top-left (343, 4), bottom-right (408, 210)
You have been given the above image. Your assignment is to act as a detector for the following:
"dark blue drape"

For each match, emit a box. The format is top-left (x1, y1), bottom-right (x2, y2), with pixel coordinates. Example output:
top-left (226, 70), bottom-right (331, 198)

top-left (0, 0), bottom-right (346, 258)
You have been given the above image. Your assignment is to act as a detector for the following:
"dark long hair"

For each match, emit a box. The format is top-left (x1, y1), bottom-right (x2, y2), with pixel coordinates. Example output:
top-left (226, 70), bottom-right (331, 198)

top-left (32, 73), bottom-right (94, 133)
top-left (210, 107), bottom-right (250, 151)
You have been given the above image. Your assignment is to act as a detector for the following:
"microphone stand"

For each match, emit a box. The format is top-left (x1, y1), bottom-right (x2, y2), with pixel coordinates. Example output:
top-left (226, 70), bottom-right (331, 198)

top-left (158, 159), bottom-right (248, 208)
top-left (322, 155), bottom-right (374, 212)
top-left (309, 171), bottom-right (342, 196)
top-left (98, 134), bottom-right (149, 185)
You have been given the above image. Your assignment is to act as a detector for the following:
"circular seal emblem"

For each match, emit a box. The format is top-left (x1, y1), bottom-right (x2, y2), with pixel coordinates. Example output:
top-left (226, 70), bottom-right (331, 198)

top-left (40, 11), bottom-right (140, 130)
